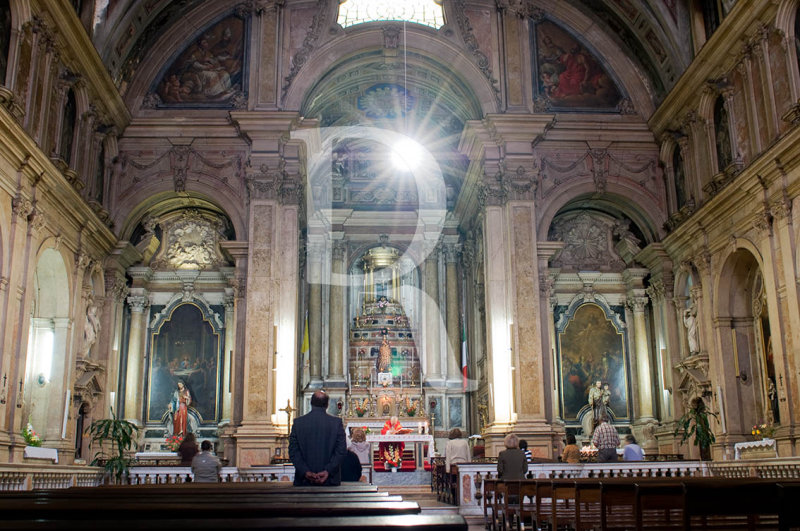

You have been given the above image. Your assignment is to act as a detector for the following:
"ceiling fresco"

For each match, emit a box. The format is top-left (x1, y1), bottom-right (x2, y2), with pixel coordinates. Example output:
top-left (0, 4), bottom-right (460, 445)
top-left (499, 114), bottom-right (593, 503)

top-left (96, 1), bottom-right (691, 106)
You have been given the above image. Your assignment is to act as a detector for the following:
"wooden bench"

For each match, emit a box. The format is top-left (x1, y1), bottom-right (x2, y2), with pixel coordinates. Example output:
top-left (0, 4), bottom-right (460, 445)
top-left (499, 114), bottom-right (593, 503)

top-left (0, 499), bottom-right (422, 520)
top-left (1, 515), bottom-right (469, 530)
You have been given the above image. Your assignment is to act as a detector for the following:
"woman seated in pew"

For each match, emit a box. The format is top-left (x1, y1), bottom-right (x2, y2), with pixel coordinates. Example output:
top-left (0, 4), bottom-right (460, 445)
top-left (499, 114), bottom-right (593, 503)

top-left (622, 434), bottom-right (644, 461)
top-left (445, 428), bottom-right (470, 473)
top-left (561, 433), bottom-right (581, 463)
top-left (497, 433), bottom-right (528, 480)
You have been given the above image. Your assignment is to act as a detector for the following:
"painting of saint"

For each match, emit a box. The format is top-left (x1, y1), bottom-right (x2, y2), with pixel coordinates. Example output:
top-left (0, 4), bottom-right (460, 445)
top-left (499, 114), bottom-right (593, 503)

top-left (147, 303), bottom-right (222, 427)
top-left (558, 303), bottom-right (630, 421)
top-left (533, 20), bottom-right (622, 110)
top-left (155, 16), bottom-right (245, 106)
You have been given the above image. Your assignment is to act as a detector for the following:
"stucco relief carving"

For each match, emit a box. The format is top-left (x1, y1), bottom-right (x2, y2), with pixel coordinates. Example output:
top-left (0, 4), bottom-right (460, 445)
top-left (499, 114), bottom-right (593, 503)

top-left (540, 149), bottom-right (659, 199)
top-left (118, 146), bottom-right (245, 190)
top-left (548, 211), bottom-right (626, 272)
top-left (477, 164), bottom-right (538, 206)
top-left (283, 0), bottom-right (328, 94)
top-left (451, 0), bottom-right (501, 106)
top-left (151, 210), bottom-right (228, 270)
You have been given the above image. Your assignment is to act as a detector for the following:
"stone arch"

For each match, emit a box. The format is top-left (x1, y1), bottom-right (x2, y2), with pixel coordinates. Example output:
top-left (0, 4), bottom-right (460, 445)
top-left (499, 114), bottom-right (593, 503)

top-left (116, 189), bottom-right (244, 243)
top-left (537, 183), bottom-right (664, 244)
top-left (714, 244), bottom-right (770, 436)
top-left (658, 134), bottom-right (688, 214)
top-left (1, 0), bottom-right (31, 91)
top-left (531, 1), bottom-right (657, 116)
top-left (776, 0), bottom-right (800, 101)
top-left (284, 24), bottom-right (499, 116)
top-left (121, 2), bottom-right (240, 111)
top-left (24, 245), bottom-right (72, 443)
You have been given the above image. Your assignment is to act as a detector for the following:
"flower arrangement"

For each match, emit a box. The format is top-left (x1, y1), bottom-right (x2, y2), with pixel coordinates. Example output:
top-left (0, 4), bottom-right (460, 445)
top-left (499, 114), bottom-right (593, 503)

top-left (354, 398), bottom-right (369, 417)
top-left (22, 419), bottom-right (42, 447)
top-left (751, 423), bottom-right (775, 440)
top-left (403, 397), bottom-right (420, 417)
top-left (377, 296), bottom-right (390, 308)
top-left (165, 434), bottom-right (183, 451)
top-left (383, 444), bottom-right (402, 469)
top-left (361, 426), bottom-right (371, 435)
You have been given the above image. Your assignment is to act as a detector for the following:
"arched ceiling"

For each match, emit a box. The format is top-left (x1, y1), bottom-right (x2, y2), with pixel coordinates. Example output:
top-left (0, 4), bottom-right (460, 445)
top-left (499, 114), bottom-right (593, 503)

top-left (93, 0), bottom-right (692, 103)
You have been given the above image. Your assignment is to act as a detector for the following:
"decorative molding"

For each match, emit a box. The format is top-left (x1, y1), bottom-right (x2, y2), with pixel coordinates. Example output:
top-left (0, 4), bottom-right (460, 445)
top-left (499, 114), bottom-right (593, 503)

top-left (496, 0), bottom-right (536, 18)
top-left (451, 0), bottom-right (501, 106)
top-left (282, 0), bottom-right (328, 95)
top-left (382, 24), bottom-right (401, 49)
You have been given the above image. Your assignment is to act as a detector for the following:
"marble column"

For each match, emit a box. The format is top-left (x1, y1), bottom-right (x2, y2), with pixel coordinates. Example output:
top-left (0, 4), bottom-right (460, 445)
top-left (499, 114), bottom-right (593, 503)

top-left (424, 244), bottom-right (442, 381)
top-left (630, 295), bottom-right (655, 419)
top-left (222, 293), bottom-right (234, 422)
top-left (124, 293), bottom-right (148, 423)
top-left (308, 242), bottom-right (323, 382)
top-left (328, 240), bottom-right (346, 380)
top-left (444, 242), bottom-right (460, 382)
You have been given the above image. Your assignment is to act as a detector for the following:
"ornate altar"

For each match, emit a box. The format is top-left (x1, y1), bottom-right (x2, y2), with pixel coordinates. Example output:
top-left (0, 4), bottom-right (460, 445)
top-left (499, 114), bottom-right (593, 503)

top-left (348, 245), bottom-right (421, 397)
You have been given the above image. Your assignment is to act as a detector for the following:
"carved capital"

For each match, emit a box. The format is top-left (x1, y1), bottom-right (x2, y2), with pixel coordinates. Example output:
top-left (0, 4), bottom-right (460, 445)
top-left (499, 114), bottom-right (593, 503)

top-left (27, 205), bottom-right (46, 233)
top-left (11, 194), bottom-right (33, 220)
top-left (231, 276), bottom-right (247, 298)
top-left (628, 295), bottom-right (649, 313)
top-left (444, 242), bottom-right (460, 264)
top-left (331, 240), bottom-right (347, 262)
top-left (645, 280), bottom-right (665, 302)
top-left (752, 208), bottom-right (773, 235)
top-left (75, 252), bottom-right (92, 272)
top-left (771, 194), bottom-right (793, 220)
top-left (104, 275), bottom-right (129, 302)
top-left (127, 295), bottom-right (149, 313)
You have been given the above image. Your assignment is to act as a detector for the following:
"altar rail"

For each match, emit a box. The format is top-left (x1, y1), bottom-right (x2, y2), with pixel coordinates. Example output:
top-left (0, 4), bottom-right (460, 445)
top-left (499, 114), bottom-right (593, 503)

top-left (128, 465), bottom-right (295, 485)
top-left (453, 458), bottom-right (800, 515)
top-left (0, 463), bottom-right (103, 491)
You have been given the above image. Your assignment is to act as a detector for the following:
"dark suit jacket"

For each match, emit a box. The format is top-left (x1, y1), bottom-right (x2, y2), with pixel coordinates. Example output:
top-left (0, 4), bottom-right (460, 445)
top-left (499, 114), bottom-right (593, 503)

top-left (288, 406), bottom-right (347, 486)
top-left (497, 448), bottom-right (528, 480)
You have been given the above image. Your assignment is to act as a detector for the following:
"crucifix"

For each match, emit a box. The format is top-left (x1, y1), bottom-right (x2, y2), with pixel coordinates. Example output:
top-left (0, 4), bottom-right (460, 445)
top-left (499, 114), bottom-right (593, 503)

top-left (280, 399), bottom-right (297, 437)
top-left (279, 399), bottom-right (297, 461)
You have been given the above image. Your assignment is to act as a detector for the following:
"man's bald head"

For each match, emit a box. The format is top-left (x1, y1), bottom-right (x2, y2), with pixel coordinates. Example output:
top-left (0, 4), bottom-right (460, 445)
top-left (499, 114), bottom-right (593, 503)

top-left (310, 391), bottom-right (329, 408)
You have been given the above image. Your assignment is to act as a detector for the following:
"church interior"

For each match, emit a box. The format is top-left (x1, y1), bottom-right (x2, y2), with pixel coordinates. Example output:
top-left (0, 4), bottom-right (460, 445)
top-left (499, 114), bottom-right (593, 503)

top-left (2, 0), bottom-right (800, 509)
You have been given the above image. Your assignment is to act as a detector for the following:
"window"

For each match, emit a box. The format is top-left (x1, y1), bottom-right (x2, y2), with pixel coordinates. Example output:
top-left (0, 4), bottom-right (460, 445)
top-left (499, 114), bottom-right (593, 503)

top-left (713, 95), bottom-right (732, 172)
top-left (337, 0), bottom-right (445, 29)
top-left (59, 89), bottom-right (77, 166)
top-left (0, 0), bottom-right (11, 84)
top-left (673, 145), bottom-right (687, 210)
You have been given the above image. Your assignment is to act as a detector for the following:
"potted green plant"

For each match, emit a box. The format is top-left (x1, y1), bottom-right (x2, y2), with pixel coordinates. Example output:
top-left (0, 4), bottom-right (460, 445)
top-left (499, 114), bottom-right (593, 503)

top-left (88, 408), bottom-right (140, 484)
top-left (674, 396), bottom-right (718, 460)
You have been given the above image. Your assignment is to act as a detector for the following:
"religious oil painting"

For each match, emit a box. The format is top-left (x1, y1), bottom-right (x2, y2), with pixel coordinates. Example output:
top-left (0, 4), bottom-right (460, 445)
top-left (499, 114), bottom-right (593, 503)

top-left (532, 19), bottom-right (622, 110)
top-left (154, 15), bottom-right (245, 106)
top-left (558, 303), bottom-right (630, 421)
top-left (147, 303), bottom-right (222, 429)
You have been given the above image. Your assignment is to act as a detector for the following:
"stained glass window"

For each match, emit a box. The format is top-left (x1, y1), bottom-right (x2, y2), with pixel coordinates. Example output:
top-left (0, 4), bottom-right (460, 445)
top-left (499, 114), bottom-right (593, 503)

top-left (337, 0), bottom-right (445, 29)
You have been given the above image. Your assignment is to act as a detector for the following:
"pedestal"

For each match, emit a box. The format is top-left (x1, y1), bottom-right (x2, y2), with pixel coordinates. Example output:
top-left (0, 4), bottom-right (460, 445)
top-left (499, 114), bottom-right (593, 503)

top-left (23, 446), bottom-right (59, 463)
top-left (734, 438), bottom-right (777, 460)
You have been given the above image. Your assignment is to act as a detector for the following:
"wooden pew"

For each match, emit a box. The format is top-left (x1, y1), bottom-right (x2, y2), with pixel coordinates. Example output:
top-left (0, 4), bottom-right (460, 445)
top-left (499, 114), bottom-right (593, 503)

top-left (482, 477), bottom-right (498, 531)
top-left (3, 514), bottom-right (469, 530)
top-left (681, 478), bottom-right (783, 529)
top-left (0, 498), bottom-right (422, 521)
